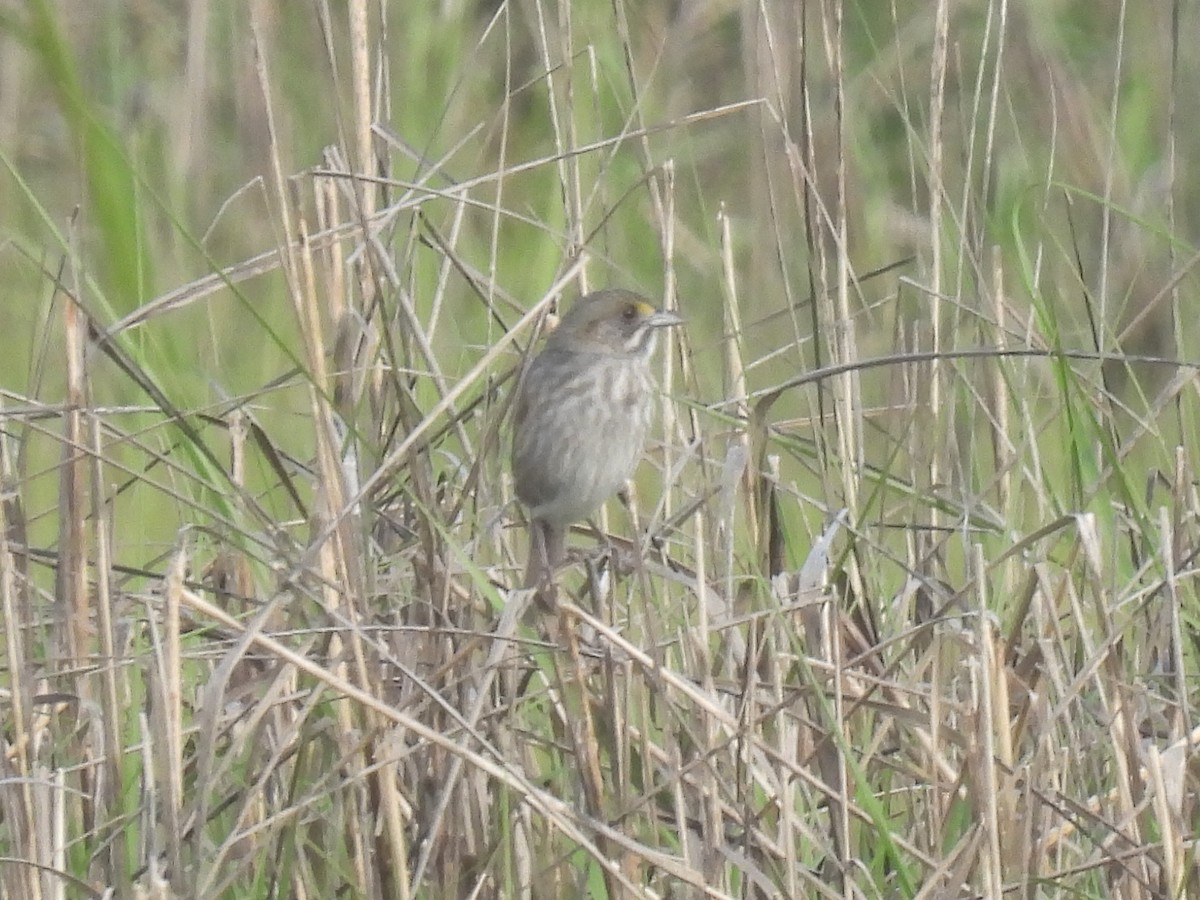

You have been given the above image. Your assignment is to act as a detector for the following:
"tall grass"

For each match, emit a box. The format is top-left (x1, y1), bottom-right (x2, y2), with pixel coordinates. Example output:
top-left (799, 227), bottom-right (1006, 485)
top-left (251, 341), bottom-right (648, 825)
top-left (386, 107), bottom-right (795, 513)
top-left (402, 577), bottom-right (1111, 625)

top-left (1, 1), bottom-right (1198, 897)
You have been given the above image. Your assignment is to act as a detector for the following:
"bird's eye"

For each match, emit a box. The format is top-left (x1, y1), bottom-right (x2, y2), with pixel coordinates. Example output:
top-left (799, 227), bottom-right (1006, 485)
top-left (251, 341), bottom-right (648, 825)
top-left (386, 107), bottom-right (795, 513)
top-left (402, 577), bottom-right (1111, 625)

top-left (623, 304), bottom-right (638, 320)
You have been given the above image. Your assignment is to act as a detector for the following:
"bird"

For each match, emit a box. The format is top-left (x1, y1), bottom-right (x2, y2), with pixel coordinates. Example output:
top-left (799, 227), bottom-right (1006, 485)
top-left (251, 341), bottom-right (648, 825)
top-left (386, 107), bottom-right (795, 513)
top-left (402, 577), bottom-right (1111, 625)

top-left (510, 289), bottom-right (683, 594)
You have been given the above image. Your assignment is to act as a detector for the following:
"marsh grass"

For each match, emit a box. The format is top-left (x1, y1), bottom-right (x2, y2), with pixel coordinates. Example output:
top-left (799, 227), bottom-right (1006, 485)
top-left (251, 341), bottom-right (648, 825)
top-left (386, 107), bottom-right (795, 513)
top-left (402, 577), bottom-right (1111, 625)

top-left (2, 1), bottom-right (1199, 897)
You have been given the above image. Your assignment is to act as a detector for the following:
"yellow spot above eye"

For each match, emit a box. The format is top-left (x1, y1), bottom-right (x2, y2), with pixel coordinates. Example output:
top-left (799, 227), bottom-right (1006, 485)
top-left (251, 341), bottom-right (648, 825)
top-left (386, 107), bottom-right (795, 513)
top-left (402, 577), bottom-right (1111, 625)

top-left (634, 301), bottom-right (655, 317)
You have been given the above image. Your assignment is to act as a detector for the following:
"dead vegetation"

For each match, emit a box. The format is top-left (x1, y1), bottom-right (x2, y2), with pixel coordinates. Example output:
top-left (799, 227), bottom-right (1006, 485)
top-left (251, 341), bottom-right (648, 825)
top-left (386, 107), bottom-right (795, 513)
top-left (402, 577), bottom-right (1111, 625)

top-left (2, 1), bottom-right (1199, 897)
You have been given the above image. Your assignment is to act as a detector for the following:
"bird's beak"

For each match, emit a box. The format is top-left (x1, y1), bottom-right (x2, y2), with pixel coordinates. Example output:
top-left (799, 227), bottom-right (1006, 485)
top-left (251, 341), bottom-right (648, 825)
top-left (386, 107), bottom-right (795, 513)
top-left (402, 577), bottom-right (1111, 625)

top-left (647, 309), bottom-right (684, 329)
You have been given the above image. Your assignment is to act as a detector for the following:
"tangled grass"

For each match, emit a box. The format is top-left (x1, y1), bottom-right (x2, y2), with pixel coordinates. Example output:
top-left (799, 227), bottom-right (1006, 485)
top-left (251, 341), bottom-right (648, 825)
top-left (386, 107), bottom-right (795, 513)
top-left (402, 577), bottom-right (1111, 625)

top-left (2, 1), bottom-right (1199, 896)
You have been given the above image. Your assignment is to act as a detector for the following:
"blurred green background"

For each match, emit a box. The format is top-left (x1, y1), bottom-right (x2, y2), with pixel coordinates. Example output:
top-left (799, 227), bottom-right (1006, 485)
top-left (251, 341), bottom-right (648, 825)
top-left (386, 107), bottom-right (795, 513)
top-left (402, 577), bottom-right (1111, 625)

top-left (2, 0), bottom-right (1196, 561)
